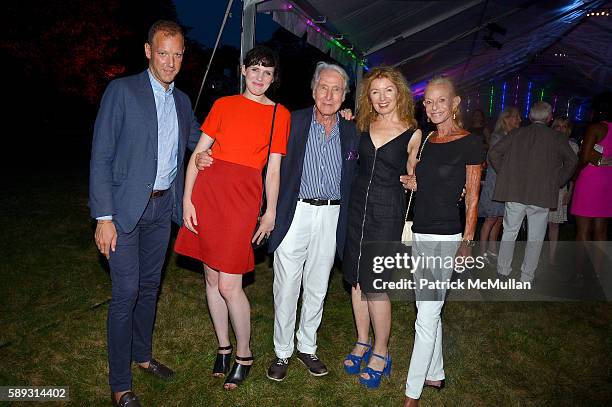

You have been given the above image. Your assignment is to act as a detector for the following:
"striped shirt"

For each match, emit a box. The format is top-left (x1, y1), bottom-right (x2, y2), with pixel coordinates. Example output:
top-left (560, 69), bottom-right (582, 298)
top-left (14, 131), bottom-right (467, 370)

top-left (298, 108), bottom-right (342, 200)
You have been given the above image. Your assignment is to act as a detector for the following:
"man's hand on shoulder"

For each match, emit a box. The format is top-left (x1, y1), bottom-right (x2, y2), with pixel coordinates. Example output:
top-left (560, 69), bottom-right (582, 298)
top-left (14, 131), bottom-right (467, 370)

top-left (95, 220), bottom-right (117, 259)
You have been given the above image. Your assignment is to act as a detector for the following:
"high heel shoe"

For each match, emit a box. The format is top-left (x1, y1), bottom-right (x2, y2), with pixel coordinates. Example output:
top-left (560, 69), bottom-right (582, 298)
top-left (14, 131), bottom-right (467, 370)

top-left (224, 355), bottom-right (254, 389)
top-left (358, 353), bottom-right (392, 389)
top-left (424, 379), bottom-right (445, 391)
top-left (343, 341), bottom-right (372, 375)
top-left (212, 345), bottom-right (233, 377)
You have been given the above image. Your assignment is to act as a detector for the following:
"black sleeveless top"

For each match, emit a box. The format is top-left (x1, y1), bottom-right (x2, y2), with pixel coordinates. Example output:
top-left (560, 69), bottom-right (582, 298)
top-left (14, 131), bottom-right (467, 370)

top-left (412, 133), bottom-right (485, 235)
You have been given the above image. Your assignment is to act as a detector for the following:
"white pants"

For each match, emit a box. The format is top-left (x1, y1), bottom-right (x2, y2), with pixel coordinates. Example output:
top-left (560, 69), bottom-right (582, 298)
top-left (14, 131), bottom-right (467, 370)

top-left (405, 232), bottom-right (461, 399)
top-left (497, 201), bottom-right (549, 282)
top-left (272, 201), bottom-right (340, 358)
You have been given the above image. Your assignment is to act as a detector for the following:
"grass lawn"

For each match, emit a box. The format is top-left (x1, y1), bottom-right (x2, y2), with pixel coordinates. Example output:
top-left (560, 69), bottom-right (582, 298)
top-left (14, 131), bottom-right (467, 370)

top-left (1, 170), bottom-right (611, 406)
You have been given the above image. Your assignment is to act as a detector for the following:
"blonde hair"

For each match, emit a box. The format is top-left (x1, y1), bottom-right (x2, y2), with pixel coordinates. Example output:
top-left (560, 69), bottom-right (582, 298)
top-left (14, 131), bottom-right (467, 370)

top-left (494, 106), bottom-right (520, 134)
top-left (424, 76), bottom-right (464, 128)
top-left (551, 116), bottom-right (572, 136)
top-left (355, 66), bottom-right (417, 132)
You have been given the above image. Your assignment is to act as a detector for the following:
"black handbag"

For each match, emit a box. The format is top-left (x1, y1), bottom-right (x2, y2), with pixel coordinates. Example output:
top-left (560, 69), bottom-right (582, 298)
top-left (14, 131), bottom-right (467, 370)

top-left (252, 103), bottom-right (278, 249)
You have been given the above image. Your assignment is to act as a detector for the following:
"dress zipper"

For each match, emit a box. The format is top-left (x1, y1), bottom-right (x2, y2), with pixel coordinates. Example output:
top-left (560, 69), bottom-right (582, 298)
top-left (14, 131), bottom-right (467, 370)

top-left (356, 148), bottom-right (377, 282)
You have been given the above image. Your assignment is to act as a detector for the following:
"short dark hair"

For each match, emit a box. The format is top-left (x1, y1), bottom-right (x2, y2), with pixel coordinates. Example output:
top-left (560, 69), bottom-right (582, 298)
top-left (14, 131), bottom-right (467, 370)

top-left (148, 20), bottom-right (183, 44)
top-left (243, 45), bottom-right (280, 82)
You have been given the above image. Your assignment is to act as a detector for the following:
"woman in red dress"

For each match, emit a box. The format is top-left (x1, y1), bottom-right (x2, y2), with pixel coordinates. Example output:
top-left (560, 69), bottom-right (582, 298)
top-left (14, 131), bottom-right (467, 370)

top-left (174, 46), bottom-right (290, 389)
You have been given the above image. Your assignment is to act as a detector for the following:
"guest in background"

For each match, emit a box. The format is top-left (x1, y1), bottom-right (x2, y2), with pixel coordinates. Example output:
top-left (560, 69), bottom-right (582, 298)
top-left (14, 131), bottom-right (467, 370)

top-left (489, 101), bottom-right (577, 283)
top-left (468, 108), bottom-right (492, 147)
top-left (547, 117), bottom-right (579, 262)
top-left (571, 92), bottom-right (612, 241)
top-left (478, 107), bottom-right (521, 263)
top-left (174, 45), bottom-right (291, 390)
top-left (403, 76), bottom-right (484, 407)
top-left (342, 66), bottom-right (422, 389)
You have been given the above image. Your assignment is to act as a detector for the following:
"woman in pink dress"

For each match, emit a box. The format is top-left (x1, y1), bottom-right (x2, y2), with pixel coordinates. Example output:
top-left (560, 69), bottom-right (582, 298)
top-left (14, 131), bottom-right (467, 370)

top-left (571, 92), bottom-right (612, 240)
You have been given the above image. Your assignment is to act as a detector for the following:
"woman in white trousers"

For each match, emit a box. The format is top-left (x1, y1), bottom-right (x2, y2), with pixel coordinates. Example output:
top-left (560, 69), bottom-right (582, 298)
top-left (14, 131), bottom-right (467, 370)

top-left (402, 76), bottom-right (484, 406)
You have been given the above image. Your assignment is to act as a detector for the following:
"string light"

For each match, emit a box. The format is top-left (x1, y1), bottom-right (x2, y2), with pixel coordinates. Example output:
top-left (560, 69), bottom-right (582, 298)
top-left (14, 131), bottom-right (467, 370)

top-left (501, 81), bottom-right (507, 111)
top-left (514, 76), bottom-right (520, 106)
top-left (575, 102), bottom-right (584, 121)
top-left (283, 1), bottom-right (368, 68)
top-left (566, 98), bottom-right (571, 117)
top-left (553, 95), bottom-right (558, 113)
top-left (586, 9), bottom-right (610, 17)
top-left (489, 85), bottom-right (495, 117)
top-left (540, 88), bottom-right (545, 101)
top-left (524, 81), bottom-right (532, 118)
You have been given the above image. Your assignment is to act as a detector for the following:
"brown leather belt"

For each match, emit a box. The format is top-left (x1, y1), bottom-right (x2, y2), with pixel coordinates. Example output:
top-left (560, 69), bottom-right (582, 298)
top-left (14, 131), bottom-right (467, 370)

top-left (151, 189), bottom-right (167, 199)
top-left (299, 198), bottom-right (341, 206)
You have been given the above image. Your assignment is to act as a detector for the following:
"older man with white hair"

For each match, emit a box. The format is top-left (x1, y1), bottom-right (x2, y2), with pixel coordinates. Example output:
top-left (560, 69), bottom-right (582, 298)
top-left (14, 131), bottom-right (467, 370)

top-left (265, 62), bottom-right (360, 381)
top-left (489, 101), bottom-right (577, 282)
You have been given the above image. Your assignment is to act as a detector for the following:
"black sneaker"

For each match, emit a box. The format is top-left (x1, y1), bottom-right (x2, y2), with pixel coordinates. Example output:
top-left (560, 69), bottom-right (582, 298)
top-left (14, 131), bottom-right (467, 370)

top-left (296, 352), bottom-right (328, 376)
top-left (266, 357), bottom-right (289, 381)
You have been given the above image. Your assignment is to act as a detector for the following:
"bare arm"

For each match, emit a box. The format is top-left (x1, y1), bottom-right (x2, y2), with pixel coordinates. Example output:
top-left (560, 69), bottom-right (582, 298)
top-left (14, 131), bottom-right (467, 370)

top-left (463, 164), bottom-right (482, 241)
top-left (253, 153), bottom-right (282, 244)
top-left (406, 129), bottom-right (423, 175)
top-left (182, 132), bottom-right (214, 232)
top-left (575, 123), bottom-right (606, 177)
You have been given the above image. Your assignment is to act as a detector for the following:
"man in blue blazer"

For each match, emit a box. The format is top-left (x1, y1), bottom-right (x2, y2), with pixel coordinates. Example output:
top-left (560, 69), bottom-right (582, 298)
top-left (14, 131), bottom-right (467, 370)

top-left (89, 20), bottom-right (201, 407)
top-left (266, 62), bottom-right (360, 381)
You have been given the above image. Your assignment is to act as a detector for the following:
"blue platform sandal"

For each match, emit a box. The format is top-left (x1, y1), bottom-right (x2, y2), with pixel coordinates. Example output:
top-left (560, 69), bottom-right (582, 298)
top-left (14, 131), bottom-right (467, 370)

top-left (343, 341), bottom-right (372, 375)
top-left (358, 352), bottom-right (392, 389)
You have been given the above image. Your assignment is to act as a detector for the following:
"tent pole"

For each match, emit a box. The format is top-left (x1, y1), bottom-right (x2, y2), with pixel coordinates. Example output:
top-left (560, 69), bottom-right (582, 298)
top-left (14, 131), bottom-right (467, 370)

top-left (194, 0), bottom-right (234, 112)
top-left (241, 0), bottom-right (265, 92)
top-left (355, 63), bottom-right (363, 111)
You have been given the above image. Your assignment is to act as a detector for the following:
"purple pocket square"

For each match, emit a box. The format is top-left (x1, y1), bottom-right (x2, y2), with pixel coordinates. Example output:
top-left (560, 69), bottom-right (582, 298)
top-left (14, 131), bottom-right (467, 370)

top-left (346, 150), bottom-right (359, 160)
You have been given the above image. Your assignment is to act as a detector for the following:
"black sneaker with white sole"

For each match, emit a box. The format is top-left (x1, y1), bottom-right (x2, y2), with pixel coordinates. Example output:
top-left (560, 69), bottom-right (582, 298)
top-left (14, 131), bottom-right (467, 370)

top-left (267, 357), bottom-right (289, 381)
top-left (296, 351), bottom-right (328, 376)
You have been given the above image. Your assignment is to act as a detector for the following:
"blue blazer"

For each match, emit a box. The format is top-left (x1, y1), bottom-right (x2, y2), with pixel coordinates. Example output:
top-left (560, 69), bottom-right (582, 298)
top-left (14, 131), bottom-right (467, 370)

top-left (89, 70), bottom-right (201, 233)
top-left (268, 107), bottom-right (360, 259)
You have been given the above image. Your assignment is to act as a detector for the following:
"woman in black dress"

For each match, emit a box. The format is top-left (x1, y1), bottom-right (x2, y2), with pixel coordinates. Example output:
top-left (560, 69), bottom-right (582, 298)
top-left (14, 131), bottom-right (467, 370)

top-left (342, 66), bottom-right (422, 388)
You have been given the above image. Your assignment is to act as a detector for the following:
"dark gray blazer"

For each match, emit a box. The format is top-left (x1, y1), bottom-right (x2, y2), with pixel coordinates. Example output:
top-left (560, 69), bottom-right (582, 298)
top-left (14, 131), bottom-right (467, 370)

top-left (89, 70), bottom-right (201, 233)
top-left (268, 107), bottom-right (360, 259)
top-left (489, 122), bottom-right (577, 208)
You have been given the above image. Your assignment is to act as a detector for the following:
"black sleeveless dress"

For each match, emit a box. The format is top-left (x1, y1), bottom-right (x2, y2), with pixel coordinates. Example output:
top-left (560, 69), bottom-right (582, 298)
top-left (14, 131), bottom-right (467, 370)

top-left (343, 129), bottom-right (414, 286)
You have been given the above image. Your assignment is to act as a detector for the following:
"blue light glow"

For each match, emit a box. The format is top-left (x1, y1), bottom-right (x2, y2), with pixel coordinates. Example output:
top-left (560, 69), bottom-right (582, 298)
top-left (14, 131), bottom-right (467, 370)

top-left (524, 81), bottom-right (532, 118)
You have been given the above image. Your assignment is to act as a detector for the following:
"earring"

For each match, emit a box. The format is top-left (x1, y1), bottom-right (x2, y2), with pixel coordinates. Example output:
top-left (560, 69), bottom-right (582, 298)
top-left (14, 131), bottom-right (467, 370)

top-left (453, 111), bottom-right (457, 120)
top-left (427, 116), bottom-right (431, 123)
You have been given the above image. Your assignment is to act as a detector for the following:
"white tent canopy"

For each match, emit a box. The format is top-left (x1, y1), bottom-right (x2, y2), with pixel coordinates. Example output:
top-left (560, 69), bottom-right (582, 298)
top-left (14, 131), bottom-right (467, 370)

top-left (242, 0), bottom-right (611, 100)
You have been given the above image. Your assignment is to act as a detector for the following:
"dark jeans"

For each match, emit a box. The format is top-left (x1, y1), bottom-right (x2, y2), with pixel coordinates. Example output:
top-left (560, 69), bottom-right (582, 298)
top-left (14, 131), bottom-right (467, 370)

top-left (107, 191), bottom-right (172, 392)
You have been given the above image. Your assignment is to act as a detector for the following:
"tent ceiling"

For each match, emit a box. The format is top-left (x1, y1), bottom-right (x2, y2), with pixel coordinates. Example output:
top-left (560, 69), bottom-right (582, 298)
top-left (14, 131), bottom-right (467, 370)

top-left (266, 0), bottom-right (611, 97)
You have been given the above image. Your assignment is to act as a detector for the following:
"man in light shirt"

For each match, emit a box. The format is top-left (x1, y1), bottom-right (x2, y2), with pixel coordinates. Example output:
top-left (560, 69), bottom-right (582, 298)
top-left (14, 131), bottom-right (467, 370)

top-left (89, 20), bottom-right (200, 407)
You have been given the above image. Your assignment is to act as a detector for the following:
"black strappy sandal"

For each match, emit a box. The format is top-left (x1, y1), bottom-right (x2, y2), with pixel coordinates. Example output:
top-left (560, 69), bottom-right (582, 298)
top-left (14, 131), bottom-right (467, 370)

top-left (212, 345), bottom-right (233, 377)
top-left (424, 379), bottom-right (445, 391)
top-left (223, 355), bottom-right (254, 389)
